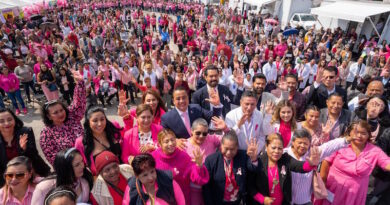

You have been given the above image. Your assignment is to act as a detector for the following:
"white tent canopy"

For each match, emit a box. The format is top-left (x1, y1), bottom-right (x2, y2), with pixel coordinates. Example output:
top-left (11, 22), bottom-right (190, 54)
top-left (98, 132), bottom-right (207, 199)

top-left (311, 1), bottom-right (390, 23)
top-left (245, 0), bottom-right (276, 8)
top-left (0, 2), bottom-right (16, 10)
top-left (2, 0), bottom-right (31, 8)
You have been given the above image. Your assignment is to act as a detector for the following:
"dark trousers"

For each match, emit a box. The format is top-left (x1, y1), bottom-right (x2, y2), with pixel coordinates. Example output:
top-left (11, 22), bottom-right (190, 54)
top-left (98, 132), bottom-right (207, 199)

top-left (346, 78), bottom-right (358, 91)
top-left (98, 91), bottom-right (115, 106)
top-left (123, 83), bottom-right (136, 102)
top-left (62, 90), bottom-right (72, 105)
top-left (22, 80), bottom-right (36, 102)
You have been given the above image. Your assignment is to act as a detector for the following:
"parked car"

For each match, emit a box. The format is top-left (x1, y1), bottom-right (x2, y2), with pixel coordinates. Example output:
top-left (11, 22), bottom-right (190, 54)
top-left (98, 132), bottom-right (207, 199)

top-left (290, 13), bottom-right (319, 29)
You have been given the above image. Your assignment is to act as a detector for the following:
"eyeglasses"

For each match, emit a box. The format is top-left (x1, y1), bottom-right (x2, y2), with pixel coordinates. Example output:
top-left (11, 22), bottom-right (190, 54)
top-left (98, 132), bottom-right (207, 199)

top-left (324, 76), bottom-right (335, 79)
top-left (4, 172), bottom-right (26, 180)
top-left (194, 132), bottom-right (208, 137)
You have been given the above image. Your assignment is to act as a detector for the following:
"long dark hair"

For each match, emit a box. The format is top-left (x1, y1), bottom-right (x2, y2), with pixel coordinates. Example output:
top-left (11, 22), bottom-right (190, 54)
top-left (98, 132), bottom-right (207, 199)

top-left (53, 148), bottom-right (93, 189)
top-left (0, 108), bottom-right (24, 133)
top-left (82, 106), bottom-right (121, 166)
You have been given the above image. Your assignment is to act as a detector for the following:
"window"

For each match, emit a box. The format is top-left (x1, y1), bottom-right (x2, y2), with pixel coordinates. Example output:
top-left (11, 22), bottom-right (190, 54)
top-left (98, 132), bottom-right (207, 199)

top-left (293, 15), bottom-right (299, 21)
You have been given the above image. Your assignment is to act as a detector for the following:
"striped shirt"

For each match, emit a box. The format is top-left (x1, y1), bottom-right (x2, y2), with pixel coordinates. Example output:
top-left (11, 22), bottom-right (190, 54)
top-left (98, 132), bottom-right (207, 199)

top-left (286, 137), bottom-right (348, 204)
top-left (0, 184), bottom-right (34, 205)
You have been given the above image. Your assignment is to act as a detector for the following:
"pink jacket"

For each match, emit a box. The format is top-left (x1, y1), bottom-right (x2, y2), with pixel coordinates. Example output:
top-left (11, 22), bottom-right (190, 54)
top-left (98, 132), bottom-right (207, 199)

top-left (122, 179), bottom-right (185, 205)
top-left (74, 121), bottom-right (123, 176)
top-left (121, 123), bottom-right (162, 163)
top-left (151, 148), bottom-right (209, 204)
top-left (0, 73), bottom-right (19, 92)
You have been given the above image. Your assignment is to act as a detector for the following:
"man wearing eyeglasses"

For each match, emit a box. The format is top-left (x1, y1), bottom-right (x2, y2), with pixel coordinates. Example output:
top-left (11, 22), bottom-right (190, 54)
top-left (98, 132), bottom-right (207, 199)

top-left (306, 66), bottom-right (348, 110)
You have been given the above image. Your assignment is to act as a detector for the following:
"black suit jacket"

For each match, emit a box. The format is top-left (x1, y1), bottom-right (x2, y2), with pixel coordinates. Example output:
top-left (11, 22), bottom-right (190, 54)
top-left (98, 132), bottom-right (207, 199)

top-left (306, 84), bottom-right (348, 109)
top-left (247, 152), bottom-right (308, 205)
top-left (160, 104), bottom-right (221, 139)
top-left (191, 84), bottom-right (243, 117)
top-left (203, 150), bottom-right (261, 205)
top-left (157, 76), bottom-right (175, 95)
top-left (0, 127), bottom-right (51, 187)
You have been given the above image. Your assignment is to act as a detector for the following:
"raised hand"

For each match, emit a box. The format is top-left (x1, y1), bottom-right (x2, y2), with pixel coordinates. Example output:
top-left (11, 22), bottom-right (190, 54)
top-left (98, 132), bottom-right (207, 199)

top-left (246, 138), bottom-right (259, 162)
top-left (205, 89), bottom-right (220, 106)
top-left (176, 138), bottom-right (187, 150)
top-left (118, 89), bottom-right (130, 105)
top-left (192, 147), bottom-right (205, 167)
top-left (307, 146), bottom-right (321, 166)
top-left (234, 70), bottom-right (244, 87)
top-left (264, 197), bottom-right (275, 205)
top-left (19, 133), bottom-right (28, 151)
top-left (321, 120), bottom-right (334, 137)
top-left (71, 70), bottom-right (83, 83)
top-left (237, 113), bottom-right (250, 128)
top-left (211, 116), bottom-right (227, 131)
top-left (316, 67), bottom-right (324, 84)
top-left (263, 101), bottom-right (275, 115)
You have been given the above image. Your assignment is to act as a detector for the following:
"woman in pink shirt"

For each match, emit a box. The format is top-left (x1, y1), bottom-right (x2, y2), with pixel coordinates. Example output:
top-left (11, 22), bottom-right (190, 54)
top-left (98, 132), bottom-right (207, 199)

top-left (121, 104), bottom-right (162, 164)
top-left (152, 129), bottom-right (209, 204)
top-left (0, 156), bottom-right (35, 205)
top-left (321, 121), bottom-right (390, 205)
top-left (119, 89), bottom-right (166, 129)
top-left (0, 67), bottom-right (26, 114)
top-left (184, 118), bottom-right (227, 205)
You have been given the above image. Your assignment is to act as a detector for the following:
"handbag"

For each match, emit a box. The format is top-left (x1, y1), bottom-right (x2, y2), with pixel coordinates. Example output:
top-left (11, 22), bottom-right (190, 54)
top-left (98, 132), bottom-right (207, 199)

top-left (312, 170), bottom-right (328, 199)
top-left (48, 83), bottom-right (58, 91)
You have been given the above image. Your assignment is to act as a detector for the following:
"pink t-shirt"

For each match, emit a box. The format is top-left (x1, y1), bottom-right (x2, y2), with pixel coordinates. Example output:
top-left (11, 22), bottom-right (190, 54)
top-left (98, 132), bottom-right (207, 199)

top-left (184, 134), bottom-right (222, 163)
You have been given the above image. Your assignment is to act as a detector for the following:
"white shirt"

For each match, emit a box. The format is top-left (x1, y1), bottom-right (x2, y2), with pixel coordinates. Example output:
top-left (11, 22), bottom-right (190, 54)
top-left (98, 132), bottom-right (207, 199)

top-left (346, 62), bottom-right (366, 82)
top-left (307, 63), bottom-right (318, 84)
top-left (296, 63), bottom-right (311, 89)
top-left (287, 138), bottom-right (348, 204)
top-left (262, 62), bottom-right (277, 82)
top-left (143, 71), bottom-right (157, 87)
top-left (225, 107), bottom-right (273, 152)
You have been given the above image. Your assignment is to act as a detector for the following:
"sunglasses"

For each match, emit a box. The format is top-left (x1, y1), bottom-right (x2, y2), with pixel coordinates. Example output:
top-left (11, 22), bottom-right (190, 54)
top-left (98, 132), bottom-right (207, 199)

top-left (194, 131), bottom-right (208, 137)
top-left (4, 172), bottom-right (26, 180)
top-left (324, 76), bottom-right (335, 79)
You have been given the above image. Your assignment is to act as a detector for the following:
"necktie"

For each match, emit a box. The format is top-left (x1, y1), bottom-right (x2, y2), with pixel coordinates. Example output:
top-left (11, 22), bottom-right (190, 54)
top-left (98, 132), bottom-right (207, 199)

top-left (182, 112), bottom-right (191, 135)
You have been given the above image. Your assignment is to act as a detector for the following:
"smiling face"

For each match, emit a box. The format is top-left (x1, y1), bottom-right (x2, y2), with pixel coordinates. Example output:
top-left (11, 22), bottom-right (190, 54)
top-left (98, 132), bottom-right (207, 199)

top-left (191, 125), bottom-right (208, 145)
top-left (5, 164), bottom-right (31, 190)
top-left (280, 106), bottom-right (293, 123)
top-left (144, 94), bottom-right (158, 112)
top-left (173, 90), bottom-right (189, 112)
top-left (101, 162), bottom-right (120, 184)
top-left (266, 139), bottom-right (284, 163)
top-left (136, 110), bottom-right (153, 129)
top-left (205, 69), bottom-right (219, 88)
top-left (304, 109), bottom-right (320, 128)
top-left (326, 95), bottom-right (343, 116)
top-left (351, 124), bottom-right (370, 147)
top-left (292, 137), bottom-right (310, 157)
top-left (89, 111), bottom-right (106, 136)
top-left (221, 139), bottom-right (238, 161)
top-left (0, 111), bottom-right (15, 134)
top-left (161, 134), bottom-right (177, 155)
top-left (47, 104), bottom-right (66, 126)
top-left (137, 166), bottom-right (157, 188)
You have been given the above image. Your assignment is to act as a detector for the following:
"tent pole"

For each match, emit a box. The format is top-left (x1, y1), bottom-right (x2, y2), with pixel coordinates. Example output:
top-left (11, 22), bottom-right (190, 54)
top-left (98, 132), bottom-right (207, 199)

top-left (367, 16), bottom-right (381, 39)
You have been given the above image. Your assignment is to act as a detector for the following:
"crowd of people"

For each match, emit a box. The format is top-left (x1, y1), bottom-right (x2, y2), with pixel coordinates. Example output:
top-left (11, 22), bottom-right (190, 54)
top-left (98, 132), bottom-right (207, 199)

top-left (1, 0), bottom-right (390, 204)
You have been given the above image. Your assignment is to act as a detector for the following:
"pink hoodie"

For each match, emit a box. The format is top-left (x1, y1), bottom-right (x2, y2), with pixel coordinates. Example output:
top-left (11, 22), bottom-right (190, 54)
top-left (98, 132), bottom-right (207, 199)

top-left (0, 73), bottom-right (19, 92)
top-left (151, 148), bottom-right (209, 204)
top-left (121, 123), bottom-right (162, 163)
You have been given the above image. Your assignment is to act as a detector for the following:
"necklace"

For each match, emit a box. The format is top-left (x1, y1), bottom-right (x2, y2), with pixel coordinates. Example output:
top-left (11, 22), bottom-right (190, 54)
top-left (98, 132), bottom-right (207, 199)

top-left (269, 166), bottom-right (279, 194)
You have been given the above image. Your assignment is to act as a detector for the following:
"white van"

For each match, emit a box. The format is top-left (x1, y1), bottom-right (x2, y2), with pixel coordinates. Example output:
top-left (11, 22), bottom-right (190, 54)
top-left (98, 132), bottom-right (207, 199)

top-left (290, 13), bottom-right (319, 29)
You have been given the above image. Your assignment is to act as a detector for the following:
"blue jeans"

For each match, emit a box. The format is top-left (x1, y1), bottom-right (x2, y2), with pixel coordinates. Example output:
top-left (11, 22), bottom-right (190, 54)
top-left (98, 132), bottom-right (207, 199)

top-left (7, 89), bottom-right (25, 110)
top-left (22, 80), bottom-right (36, 102)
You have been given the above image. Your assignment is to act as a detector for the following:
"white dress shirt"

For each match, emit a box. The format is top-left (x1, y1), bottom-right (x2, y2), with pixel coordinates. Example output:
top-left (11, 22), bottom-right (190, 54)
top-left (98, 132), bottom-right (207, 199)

top-left (262, 62), bottom-right (277, 82)
top-left (346, 62), bottom-right (366, 82)
top-left (225, 107), bottom-right (273, 152)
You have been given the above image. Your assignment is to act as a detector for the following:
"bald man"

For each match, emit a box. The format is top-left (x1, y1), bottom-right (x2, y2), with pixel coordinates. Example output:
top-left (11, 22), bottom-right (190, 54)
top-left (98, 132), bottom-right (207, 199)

top-left (348, 80), bottom-right (385, 112)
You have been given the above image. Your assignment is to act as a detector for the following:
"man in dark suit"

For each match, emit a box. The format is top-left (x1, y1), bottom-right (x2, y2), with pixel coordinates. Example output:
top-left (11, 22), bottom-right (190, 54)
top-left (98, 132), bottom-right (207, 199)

top-left (161, 86), bottom-right (222, 149)
top-left (203, 131), bottom-right (260, 205)
top-left (192, 65), bottom-right (244, 118)
top-left (306, 66), bottom-right (348, 109)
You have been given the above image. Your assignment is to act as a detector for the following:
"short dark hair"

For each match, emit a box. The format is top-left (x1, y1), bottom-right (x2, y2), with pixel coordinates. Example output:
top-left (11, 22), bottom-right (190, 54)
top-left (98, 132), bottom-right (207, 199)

top-left (324, 66), bottom-right (338, 76)
top-left (204, 65), bottom-right (219, 76)
top-left (241, 90), bottom-right (258, 100)
top-left (221, 130), bottom-right (239, 146)
top-left (252, 73), bottom-right (267, 83)
top-left (173, 86), bottom-right (189, 97)
top-left (131, 153), bottom-right (156, 176)
top-left (285, 73), bottom-right (298, 82)
top-left (327, 92), bottom-right (344, 101)
top-left (293, 129), bottom-right (312, 142)
top-left (41, 101), bottom-right (69, 126)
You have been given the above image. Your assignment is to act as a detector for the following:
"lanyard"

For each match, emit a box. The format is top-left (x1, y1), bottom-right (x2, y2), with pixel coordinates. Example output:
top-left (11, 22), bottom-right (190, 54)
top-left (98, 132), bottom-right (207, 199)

top-left (242, 115), bottom-right (254, 141)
